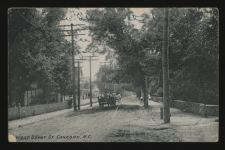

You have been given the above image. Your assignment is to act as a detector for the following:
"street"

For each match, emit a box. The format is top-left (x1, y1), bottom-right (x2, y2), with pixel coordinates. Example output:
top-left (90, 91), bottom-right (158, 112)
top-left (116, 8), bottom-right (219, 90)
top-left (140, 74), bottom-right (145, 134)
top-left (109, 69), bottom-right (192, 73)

top-left (8, 95), bottom-right (218, 142)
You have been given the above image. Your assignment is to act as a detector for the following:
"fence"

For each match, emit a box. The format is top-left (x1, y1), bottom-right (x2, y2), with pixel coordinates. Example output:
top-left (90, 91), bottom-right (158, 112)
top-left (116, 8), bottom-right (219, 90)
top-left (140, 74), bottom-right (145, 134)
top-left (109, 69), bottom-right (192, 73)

top-left (8, 101), bottom-right (70, 121)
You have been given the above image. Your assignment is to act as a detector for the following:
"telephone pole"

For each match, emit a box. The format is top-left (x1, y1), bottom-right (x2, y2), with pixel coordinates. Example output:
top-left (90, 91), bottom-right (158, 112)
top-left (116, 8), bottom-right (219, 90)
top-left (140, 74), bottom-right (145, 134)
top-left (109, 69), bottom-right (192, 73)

top-left (83, 55), bottom-right (98, 107)
top-left (59, 23), bottom-right (86, 112)
top-left (89, 56), bottom-right (92, 107)
top-left (162, 8), bottom-right (170, 123)
top-left (77, 62), bottom-right (81, 110)
top-left (75, 59), bottom-right (86, 110)
top-left (28, 21), bottom-right (90, 109)
top-left (70, 23), bottom-right (77, 112)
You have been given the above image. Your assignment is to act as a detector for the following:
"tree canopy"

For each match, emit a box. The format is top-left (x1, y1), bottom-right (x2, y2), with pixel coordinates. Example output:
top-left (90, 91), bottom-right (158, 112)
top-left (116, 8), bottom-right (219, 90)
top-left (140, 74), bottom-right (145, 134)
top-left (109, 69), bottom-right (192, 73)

top-left (86, 8), bottom-right (219, 104)
top-left (8, 8), bottom-right (72, 106)
top-left (8, 8), bottom-right (219, 106)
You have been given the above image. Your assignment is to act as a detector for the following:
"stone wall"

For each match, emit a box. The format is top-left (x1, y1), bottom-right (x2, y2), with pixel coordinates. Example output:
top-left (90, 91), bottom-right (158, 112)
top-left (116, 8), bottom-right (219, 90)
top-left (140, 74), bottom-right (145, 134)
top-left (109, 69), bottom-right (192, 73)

top-left (151, 96), bottom-right (218, 117)
top-left (8, 101), bottom-right (70, 121)
top-left (171, 100), bottom-right (219, 116)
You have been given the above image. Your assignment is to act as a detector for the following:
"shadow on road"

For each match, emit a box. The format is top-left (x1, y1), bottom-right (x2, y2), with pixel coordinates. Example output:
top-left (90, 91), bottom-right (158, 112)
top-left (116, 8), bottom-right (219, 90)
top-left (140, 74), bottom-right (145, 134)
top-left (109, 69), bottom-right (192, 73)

top-left (117, 105), bottom-right (143, 110)
top-left (106, 126), bottom-right (182, 142)
top-left (66, 104), bottom-right (144, 118)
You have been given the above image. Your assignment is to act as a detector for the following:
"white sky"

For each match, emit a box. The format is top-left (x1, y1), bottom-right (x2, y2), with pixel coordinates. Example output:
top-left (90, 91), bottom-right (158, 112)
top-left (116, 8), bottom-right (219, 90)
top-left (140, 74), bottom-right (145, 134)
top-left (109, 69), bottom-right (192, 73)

top-left (60, 8), bottom-right (152, 81)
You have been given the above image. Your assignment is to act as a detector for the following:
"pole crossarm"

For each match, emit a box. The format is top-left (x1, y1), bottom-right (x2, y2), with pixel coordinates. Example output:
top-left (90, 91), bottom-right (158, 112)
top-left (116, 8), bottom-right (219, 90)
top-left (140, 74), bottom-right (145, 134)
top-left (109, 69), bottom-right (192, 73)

top-left (61, 29), bottom-right (88, 32)
top-left (82, 56), bottom-right (99, 58)
top-left (76, 59), bottom-right (88, 61)
top-left (63, 34), bottom-right (86, 36)
top-left (75, 61), bottom-right (85, 63)
top-left (57, 24), bottom-right (86, 27)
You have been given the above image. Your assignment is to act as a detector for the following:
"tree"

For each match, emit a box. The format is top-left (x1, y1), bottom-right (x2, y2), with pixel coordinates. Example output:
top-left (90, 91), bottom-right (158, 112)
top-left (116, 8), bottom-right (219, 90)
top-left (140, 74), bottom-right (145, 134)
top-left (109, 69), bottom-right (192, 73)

top-left (168, 8), bottom-right (219, 104)
top-left (8, 8), bottom-right (39, 106)
top-left (85, 8), bottom-right (219, 107)
top-left (142, 8), bottom-right (219, 104)
top-left (8, 8), bottom-right (72, 106)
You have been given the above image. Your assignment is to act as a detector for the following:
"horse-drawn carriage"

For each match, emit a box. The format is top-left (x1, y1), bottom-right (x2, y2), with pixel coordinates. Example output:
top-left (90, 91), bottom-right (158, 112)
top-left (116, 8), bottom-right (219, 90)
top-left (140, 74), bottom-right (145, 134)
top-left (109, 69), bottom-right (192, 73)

top-left (98, 92), bottom-right (121, 108)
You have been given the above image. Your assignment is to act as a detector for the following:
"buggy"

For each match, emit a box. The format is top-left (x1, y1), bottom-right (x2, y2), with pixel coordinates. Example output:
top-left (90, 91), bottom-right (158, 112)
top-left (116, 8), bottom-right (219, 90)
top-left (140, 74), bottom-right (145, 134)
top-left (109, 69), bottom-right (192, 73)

top-left (98, 92), bottom-right (117, 108)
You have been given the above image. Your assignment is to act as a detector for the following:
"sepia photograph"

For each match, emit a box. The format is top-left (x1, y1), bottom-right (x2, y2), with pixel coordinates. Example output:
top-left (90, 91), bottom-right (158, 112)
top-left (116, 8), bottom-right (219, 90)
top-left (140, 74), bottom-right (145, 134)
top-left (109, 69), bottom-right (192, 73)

top-left (8, 7), bottom-right (219, 142)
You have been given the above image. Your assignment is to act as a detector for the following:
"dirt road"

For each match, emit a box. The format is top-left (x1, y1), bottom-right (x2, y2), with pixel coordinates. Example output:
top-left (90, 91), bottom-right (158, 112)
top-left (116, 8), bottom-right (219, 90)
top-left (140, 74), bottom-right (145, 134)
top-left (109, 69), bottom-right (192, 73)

top-left (8, 95), bottom-right (218, 142)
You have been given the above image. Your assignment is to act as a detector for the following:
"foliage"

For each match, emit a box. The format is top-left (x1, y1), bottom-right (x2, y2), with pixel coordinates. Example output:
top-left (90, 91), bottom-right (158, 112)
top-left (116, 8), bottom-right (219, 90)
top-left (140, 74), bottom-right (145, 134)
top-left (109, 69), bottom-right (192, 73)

top-left (87, 9), bottom-right (146, 89)
top-left (86, 8), bottom-right (219, 104)
top-left (8, 8), bottom-right (72, 106)
top-left (168, 8), bottom-right (219, 104)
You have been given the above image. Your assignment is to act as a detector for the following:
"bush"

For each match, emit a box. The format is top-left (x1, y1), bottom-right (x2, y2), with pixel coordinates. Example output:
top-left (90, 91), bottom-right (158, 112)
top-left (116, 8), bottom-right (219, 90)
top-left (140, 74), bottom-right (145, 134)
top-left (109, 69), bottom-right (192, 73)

top-left (171, 80), bottom-right (218, 105)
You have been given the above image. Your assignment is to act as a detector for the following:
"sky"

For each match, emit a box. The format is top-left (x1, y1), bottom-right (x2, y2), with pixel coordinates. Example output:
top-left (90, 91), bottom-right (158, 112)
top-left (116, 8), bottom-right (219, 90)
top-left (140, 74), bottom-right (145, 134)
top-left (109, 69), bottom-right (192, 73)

top-left (60, 8), bottom-right (152, 81)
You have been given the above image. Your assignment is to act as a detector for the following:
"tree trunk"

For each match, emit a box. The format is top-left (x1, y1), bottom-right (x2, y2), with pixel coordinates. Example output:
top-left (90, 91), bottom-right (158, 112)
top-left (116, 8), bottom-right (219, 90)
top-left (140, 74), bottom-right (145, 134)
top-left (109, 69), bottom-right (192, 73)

top-left (143, 76), bottom-right (148, 108)
top-left (60, 88), bottom-right (63, 102)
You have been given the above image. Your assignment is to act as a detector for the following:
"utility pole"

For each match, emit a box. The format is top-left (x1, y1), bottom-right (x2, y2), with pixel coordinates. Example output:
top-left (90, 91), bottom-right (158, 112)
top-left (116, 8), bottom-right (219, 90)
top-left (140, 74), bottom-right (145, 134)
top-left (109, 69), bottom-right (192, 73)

top-left (70, 23), bottom-right (77, 112)
top-left (83, 55), bottom-right (98, 107)
top-left (58, 23), bottom-right (86, 111)
top-left (22, 23), bottom-right (87, 110)
top-left (77, 62), bottom-right (81, 110)
top-left (162, 8), bottom-right (170, 123)
top-left (89, 56), bottom-right (92, 107)
top-left (75, 59), bottom-right (86, 110)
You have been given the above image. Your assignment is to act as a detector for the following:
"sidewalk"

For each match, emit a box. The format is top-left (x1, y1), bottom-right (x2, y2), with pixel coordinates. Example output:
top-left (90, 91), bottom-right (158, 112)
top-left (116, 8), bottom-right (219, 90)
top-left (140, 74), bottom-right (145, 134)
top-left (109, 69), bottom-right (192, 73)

top-left (125, 97), bottom-right (219, 142)
top-left (8, 98), bottom-right (98, 130)
top-left (8, 109), bottom-right (72, 129)
top-left (149, 100), bottom-right (219, 142)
